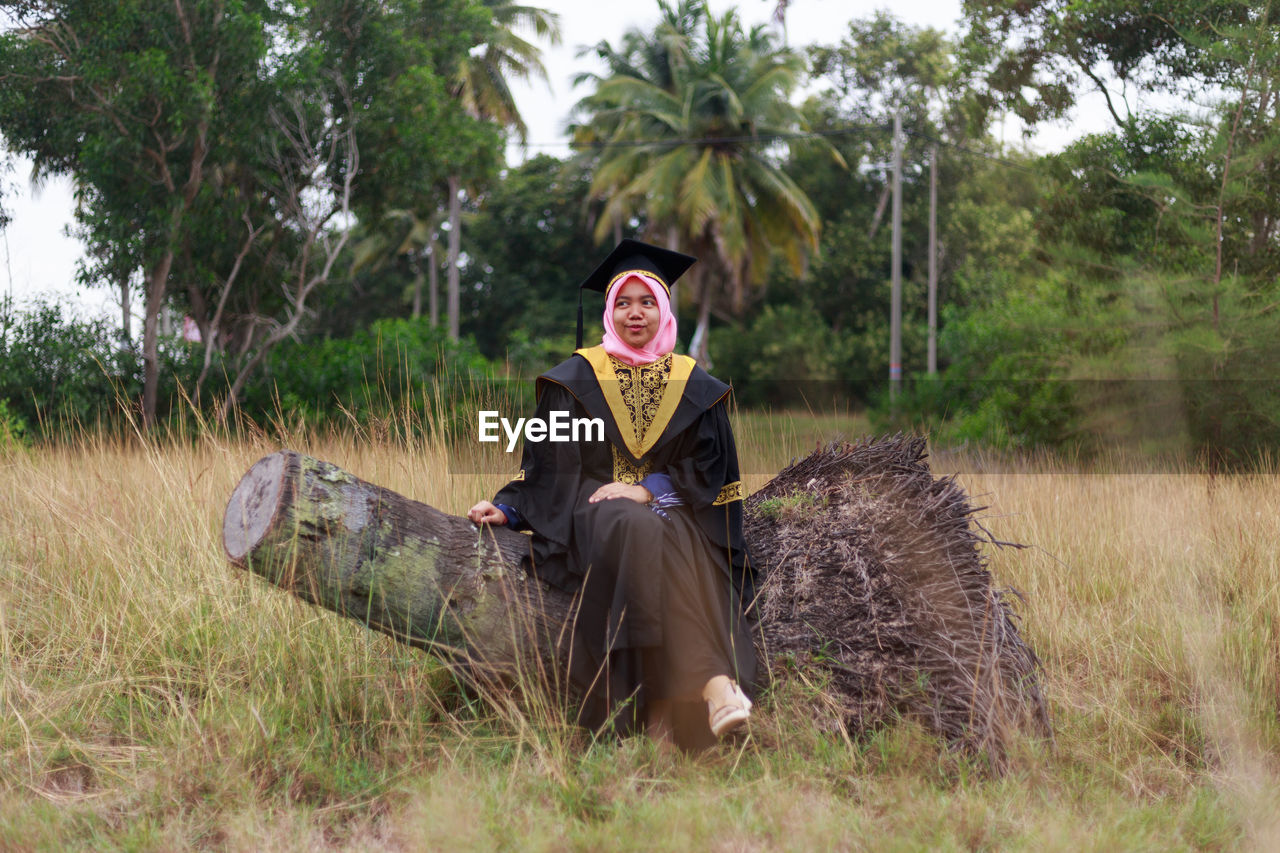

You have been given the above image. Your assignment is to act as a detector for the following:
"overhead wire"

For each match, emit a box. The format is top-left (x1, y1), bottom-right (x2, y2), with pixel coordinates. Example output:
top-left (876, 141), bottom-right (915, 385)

top-left (564, 121), bottom-right (890, 149)
top-left (515, 120), bottom-right (1047, 176)
top-left (904, 128), bottom-right (1041, 175)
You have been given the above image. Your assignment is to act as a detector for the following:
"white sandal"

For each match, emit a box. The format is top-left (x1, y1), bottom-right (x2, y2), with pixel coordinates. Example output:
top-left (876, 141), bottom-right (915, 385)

top-left (707, 681), bottom-right (752, 738)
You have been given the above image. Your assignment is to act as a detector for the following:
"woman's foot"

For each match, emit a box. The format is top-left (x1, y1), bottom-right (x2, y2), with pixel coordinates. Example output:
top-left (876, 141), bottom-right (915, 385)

top-left (703, 675), bottom-right (751, 738)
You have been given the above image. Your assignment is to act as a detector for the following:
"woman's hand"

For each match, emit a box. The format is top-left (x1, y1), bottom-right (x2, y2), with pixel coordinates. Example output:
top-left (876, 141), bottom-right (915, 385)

top-left (588, 482), bottom-right (653, 504)
top-left (467, 500), bottom-right (508, 526)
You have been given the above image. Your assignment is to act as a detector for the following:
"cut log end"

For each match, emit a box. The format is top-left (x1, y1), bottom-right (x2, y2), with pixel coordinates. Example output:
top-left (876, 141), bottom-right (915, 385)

top-left (223, 451), bottom-right (289, 563)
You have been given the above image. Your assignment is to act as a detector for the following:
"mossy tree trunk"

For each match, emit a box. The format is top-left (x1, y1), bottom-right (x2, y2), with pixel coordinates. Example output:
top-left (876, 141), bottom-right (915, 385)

top-left (222, 450), bottom-right (573, 676)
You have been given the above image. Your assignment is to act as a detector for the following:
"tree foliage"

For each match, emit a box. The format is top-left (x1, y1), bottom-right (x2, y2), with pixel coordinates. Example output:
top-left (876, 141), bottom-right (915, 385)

top-left (959, 0), bottom-right (1258, 126)
top-left (0, 0), bottom-right (501, 424)
top-left (459, 154), bottom-right (595, 366)
top-left (0, 0), bottom-right (277, 426)
top-left (713, 13), bottom-right (999, 408)
top-left (902, 4), bottom-right (1280, 463)
top-left (10, 1), bottom-right (1280, 466)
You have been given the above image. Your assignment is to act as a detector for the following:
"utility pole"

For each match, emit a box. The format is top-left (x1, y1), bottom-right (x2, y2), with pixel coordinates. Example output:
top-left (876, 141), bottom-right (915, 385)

top-left (928, 143), bottom-right (938, 376)
top-left (890, 111), bottom-right (903, 403)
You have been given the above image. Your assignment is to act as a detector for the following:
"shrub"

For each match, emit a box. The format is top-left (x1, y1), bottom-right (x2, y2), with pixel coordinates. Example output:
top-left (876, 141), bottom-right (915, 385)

top-left (0, 398), bottom-right (28, 449)
top-left (235, 317), bottom-right (517, 439)
top-left (0, 297), bottom-right (140, 437)
top-left (710, 304), bottom-right (851, 409)
top-left (873, 290), bottom-right (1084, 451)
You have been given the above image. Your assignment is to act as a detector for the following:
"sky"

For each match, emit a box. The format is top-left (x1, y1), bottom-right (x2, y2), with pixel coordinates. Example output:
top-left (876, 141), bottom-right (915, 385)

top-left (0, 0), bottom-right (1116, 322)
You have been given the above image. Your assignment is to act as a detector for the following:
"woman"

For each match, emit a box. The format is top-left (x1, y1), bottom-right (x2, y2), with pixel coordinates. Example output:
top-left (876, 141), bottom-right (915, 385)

top-left (467, 239), bottom-right (757, 748)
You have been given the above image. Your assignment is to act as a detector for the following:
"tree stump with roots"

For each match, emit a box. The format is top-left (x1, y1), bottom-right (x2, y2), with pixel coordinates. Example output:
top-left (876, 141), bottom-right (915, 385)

top-left (223, 435), bottom-right (1050, 768)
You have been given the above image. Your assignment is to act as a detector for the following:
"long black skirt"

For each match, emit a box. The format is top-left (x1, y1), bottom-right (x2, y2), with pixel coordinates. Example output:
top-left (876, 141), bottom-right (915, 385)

top-left (565, 493), bottom-right (757, 749)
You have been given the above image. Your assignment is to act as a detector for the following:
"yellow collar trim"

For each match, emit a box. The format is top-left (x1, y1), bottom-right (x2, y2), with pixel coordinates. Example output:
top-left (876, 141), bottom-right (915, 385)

top-left (576, 345), bottom-right (694, 459)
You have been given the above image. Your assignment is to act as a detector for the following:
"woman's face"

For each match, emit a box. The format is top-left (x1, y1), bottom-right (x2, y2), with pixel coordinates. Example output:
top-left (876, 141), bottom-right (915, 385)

top-left (611, 277), bottom-right (660, 348)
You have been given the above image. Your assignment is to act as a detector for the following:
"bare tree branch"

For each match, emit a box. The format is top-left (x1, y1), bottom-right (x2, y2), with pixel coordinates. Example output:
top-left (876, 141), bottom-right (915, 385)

top-left (217, 84), bottom-right (360, 423)
top-left (195, 212), bottom-right (266, 395)
top-left (1071, 54), bottom-right (1126, 128)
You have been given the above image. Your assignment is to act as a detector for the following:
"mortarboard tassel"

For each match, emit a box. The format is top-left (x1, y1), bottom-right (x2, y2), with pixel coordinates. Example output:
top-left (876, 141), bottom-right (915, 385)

top-left (576, 289), bottom-right (584, 350)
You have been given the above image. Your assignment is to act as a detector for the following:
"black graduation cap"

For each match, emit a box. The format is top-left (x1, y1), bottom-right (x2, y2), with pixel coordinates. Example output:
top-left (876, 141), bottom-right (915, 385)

top-left (576, 239), bottom-right (697, 348)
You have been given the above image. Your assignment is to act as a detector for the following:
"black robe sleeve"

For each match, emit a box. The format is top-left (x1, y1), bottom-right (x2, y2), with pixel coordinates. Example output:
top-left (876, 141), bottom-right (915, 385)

top-left (490, 380), bottom-right (602, 591)
top-left (660, 398), bottom-right (754, 601)
top-left (494, 381), bottom-right (581, 546)
top-left (663, 398), bottom-right (737, 509)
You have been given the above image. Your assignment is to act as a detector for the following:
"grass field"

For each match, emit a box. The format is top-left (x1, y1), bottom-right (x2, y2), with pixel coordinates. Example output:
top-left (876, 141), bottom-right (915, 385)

top-left (2, 411), bottom-right (1278, 851)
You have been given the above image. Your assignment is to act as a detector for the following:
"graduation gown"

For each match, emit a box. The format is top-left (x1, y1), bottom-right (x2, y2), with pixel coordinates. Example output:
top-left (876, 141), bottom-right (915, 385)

top-left (493, 346), bottom-right (757, 743)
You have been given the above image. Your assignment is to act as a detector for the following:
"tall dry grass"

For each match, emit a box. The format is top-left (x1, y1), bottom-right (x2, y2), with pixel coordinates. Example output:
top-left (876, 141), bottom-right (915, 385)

top-left (947, 457), bottom-right (1280, 847)
top-left (1, 412), bottom-right (1277, 850)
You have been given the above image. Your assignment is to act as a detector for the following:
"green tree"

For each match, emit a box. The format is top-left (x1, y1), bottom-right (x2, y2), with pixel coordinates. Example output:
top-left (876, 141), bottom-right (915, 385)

top-left (0, 0), bottom-right (499, 425)
top-left (0, 0), bottom-right (273, 427)
top-left (764, 13), bottom-right (999, 401)
top-left (459, 154), bottom-right (596, 363)
top-left (899, 6), bottom-right (1280, 463)
top-left (445, 0), bottom-right (561, 340)
top-left (571, 0), bottom-right (832, 365)
top-left (959, 0), bottom-right (1256, 127)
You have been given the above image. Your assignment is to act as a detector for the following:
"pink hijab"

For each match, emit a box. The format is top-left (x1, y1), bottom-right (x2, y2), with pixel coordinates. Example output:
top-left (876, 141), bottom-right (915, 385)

top-left (599, 272), bottom-right (678, 366)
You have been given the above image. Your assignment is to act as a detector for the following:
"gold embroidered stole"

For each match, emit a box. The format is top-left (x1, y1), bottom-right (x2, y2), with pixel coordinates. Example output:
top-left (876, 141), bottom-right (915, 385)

top-left (610, 353), bottom-right (668, 483)
top-left (575, 346), bottom-right (695, 484)
top-left (562, 346), bottom-right (743, 503)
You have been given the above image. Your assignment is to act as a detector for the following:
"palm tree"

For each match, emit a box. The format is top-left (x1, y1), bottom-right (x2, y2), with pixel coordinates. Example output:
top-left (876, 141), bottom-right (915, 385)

top-left (570, 0), bottom-right (839, 364)
top-left (447, 0), bottom-right (561, 339)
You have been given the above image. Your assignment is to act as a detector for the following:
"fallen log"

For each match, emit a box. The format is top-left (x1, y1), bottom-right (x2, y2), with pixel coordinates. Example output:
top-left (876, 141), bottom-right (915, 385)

top-left (223, 436), bottom-right (1049, 767)
top-left (221, 450), bottom-right (572, 675)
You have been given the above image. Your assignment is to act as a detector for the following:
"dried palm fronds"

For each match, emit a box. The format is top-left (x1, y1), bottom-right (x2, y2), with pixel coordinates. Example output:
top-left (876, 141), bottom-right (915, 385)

top-left (746, 435), bottom-right (1050, 770)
